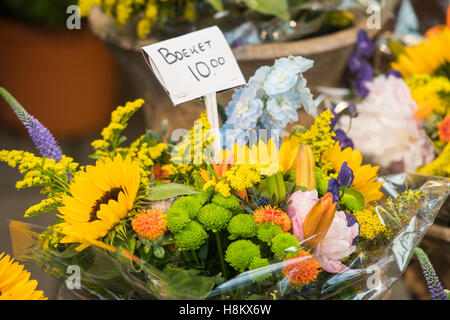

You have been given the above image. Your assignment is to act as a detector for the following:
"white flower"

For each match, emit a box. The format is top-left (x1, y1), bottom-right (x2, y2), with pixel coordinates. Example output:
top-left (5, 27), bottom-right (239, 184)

top-left (346, 75), bottom-right (435, 172)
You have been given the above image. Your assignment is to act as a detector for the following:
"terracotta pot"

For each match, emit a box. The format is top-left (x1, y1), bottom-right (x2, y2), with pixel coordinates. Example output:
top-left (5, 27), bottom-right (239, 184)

top-left (0, 18), bottom-right (119, 139)
top-left (87, 2), bottom-right (399, 131)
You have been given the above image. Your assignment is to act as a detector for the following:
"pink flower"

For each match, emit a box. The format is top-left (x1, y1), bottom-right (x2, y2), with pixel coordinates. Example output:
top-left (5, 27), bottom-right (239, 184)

top-left (345, 75), bottom-right (435, 172)
top-left (286, 190), bottom-right (360, 273)
top-left (314, 211), bottom-right (359, 273)
top-left (286, 190), bottom-right (319, 241)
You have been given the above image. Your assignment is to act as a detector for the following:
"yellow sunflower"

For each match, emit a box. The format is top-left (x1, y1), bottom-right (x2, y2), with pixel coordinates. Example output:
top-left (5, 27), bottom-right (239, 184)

top-left (0, 253), bottom-right (46, 300)
top-left (56, 154), bottom-right (140, 251)
top-left (391, 27), bottom-right (450, 78)
top-left (322, 142), bottom-right (383, 204)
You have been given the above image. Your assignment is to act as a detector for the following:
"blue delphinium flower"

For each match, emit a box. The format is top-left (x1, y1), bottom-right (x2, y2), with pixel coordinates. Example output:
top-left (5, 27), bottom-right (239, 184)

top-left (355, 29), bottom-right (375, 58)
top-left (337, 161), bottom-right (354, 188)
top-left (347, 29), bottom-right (375, 98)
top-left (327, 178), bottom-right (340, 203)
top-left (413, 247), bottom-right (448, 300)
top-left (225, 87), bottom-right (263, 131)
top-left (264, 91), bottom-right (300, 129)
top-left (334, 128), bottom-right (354, 149)
top-left (354, 63), bottom-right (373, 97)
top-left (0, 87), bottom-right (63, 161)
top-left (223, 55), bottom-right (316, 146)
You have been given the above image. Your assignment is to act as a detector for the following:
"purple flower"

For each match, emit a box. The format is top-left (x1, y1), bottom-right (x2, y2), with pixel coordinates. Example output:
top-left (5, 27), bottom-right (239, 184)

top-left (329, 107), bottom-right (338, 130)
top-left (327, 178), bottom-right (340, 203)
top-left (355, 63), bottom-right (373, 97)
top-left (356, 30), bottom-right (375, 59)
top-left (414, 247), bottom-right (448, 300)
top-left (387, 70), bottom-right (402, 78)
top-left (0, 88), bottom-right (63, 161)
top-left (347, 50), bottom-right (362, 73)
top-left (337, 161), bottom-right (354, 188)
top-left (334, 128), bottom-right (354, 149)
top-left (347, 102), bottom-right (357, 117)
top-left (231, 37), bottom-right (244, 49)
top-left (345, 213), bottom-right (359, 246)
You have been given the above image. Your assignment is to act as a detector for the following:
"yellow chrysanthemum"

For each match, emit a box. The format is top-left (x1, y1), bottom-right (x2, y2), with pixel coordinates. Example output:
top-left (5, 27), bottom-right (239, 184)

top-left (392, 27), bottom-right (450, 78)
top-left (56, 154), bottom-right (140, 251)
top-left (322, 143), bottom-right (383, 204)
top-left (0, 253), bottom-right (46, 300)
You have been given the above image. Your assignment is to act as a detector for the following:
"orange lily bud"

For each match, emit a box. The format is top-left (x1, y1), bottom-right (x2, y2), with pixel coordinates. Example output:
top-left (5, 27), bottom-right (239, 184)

top-left (303, 193), bottom-right (336, 248)
top-left (295, 144), bottom-right (316, 191)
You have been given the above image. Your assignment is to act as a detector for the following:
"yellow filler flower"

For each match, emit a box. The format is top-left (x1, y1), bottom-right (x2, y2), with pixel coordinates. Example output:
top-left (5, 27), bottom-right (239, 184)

top-left (0, 253), bottom-right (46, 300)
top-left (57, 154), bottom-right (140, 251)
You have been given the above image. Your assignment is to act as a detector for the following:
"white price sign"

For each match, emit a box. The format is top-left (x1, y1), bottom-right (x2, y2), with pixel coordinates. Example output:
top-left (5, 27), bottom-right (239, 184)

top-left (141, 26), bottom-right (245, 106)
top-left (141, 26), bottom-right (246, 160)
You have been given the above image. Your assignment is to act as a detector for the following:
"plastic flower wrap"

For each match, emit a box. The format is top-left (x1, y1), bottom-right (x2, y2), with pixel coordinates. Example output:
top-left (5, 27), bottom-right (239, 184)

top-left (1, 57), bottom-right (449, 300)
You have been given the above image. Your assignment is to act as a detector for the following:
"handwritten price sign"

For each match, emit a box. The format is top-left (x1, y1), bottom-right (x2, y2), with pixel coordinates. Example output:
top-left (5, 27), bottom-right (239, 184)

top-left (141, 26), bottom-right (245, 105)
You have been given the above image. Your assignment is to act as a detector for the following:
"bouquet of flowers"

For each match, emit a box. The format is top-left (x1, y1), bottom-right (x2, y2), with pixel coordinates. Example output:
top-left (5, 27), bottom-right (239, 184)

top-left (390, 7), bottom-right (450, 177)
top-left (1, 56), bottom-right (448, 300)
top-left (79, 0), bottom-right (359, 44)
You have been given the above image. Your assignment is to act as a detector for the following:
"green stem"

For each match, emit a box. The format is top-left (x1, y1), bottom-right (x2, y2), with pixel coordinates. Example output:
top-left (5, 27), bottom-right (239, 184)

top-left (215, 232), bottom-right (228, 280)
top-left (191, 249), bottom-right (201, 266)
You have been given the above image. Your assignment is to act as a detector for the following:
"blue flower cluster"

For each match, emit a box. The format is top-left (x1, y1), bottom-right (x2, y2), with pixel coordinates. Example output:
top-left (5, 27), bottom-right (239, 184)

top-left (222, 56), bottom-right (316, 146)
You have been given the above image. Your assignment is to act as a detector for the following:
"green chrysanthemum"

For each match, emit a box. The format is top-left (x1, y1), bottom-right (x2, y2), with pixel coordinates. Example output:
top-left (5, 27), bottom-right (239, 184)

top-left (166, 208), bottom-right (191, 233)
top-left (225, 240), bottom-right (261, 272)
top-left (212, 193), bottom-right (241, 213)
top-left (197, 203), bottom-right (233, 232)
top-left (249, 257), bottom-right (271, 282)
top-left (192, 192), bottom-right (212, 206)
top-left (271, 233), bottom-right (299, 259)
top-left (173, 221), bottom-right (208, 251)
top-left (341, 193), bottom-right (364, 211)
top-left (256, 222), bottom-right (283, 244)
top-left (171, 196), bottom-right (202, 219)
top-left (227, 214), bottom-right (257, 240)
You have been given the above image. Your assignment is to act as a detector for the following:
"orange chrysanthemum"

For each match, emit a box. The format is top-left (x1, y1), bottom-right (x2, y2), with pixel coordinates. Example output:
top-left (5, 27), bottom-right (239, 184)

top-left (282, 250), bottom-right (321, 287)
top-left (438, 115), bottom-right (450, 143)
top-left (253, 205), bottom-right (291, 232)
top-left (132, 209), bottom-right (167, 241)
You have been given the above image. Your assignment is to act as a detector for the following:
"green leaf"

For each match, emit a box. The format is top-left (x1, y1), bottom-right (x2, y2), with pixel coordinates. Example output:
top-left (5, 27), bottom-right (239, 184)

top-left (205, 0), bottom-right (224, 11)
top-left (241, 0), bottom-right (290, 20)
top-left (162, 265), bottom-right (216, 299)
top-left (147, 183), bottom-right (200, 201)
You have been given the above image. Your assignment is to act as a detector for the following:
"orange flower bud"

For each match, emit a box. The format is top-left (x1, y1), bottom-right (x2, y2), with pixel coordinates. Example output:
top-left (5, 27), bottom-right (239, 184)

top-left (303, 193), bottom-right (336, 247)
top-left (295, 144), bottom-right (316, 191)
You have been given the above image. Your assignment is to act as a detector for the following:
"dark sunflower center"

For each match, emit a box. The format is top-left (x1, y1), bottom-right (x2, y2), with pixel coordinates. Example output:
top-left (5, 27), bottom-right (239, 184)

top-left (89, 187), bottom-right (124, 222)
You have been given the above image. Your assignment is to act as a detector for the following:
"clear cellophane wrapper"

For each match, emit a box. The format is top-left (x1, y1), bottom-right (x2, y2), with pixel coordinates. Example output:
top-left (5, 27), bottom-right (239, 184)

top-left (9, 173), bottom-right (449, 300)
